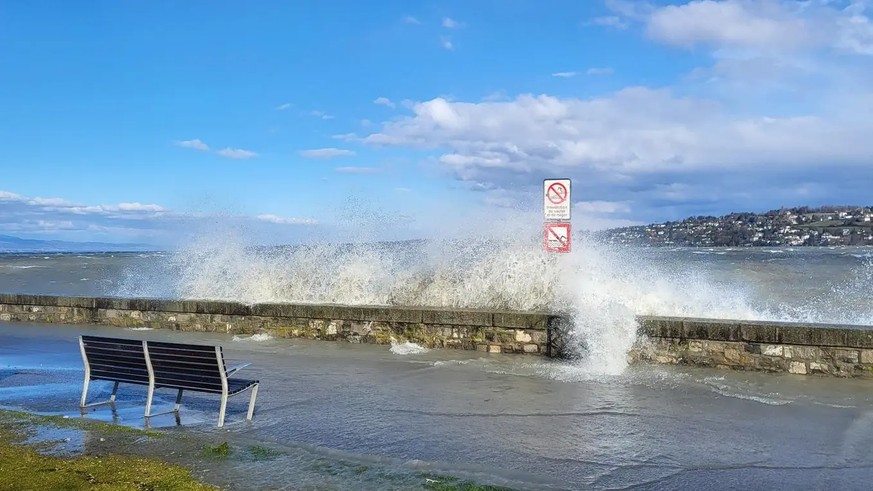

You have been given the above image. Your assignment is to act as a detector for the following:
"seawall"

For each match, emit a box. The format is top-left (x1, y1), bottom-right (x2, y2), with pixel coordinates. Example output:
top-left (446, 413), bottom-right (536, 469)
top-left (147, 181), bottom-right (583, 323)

top-left (632, 316), bottom-right (873, 377)
top-left (3, 294), bottom-right (873, 377)
top-left (0, 294), bottom-right (567, 356)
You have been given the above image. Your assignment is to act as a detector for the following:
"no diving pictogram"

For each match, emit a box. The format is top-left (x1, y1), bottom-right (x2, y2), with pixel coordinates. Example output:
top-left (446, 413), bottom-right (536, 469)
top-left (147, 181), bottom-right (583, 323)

top-left (544, 223), bottom-right (571, 253)
top-left (546, 182), bottom-right (568, 205)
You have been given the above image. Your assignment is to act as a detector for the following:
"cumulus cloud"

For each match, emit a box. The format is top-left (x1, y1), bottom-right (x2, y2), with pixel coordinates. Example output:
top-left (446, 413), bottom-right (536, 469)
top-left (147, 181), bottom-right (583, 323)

top-left (275, 103), bottom-right (292, 111)
top-left (552, 71), bottom-right (577, 78)
top-left (299, 148), bottom-right (356, 158)
top-left (442, 17), bottom-right (464, 29)
top-left (441, 37), bottom-right (454, 50)
top-left (176, 139), bottom-right (210, 151)
top-left (402, 15), bottom-right (421, 24)
top-left (217, 148), bottom-right (258, 159)
top-left (0, 190), bottom-right (319, 244)
top-left (373, 97), bottom-right (396, 108)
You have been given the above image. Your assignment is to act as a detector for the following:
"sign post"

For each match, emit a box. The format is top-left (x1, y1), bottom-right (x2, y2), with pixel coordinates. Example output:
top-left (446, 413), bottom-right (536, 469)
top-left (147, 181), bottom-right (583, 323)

top-left (543, 178), bottom-right (571, 253)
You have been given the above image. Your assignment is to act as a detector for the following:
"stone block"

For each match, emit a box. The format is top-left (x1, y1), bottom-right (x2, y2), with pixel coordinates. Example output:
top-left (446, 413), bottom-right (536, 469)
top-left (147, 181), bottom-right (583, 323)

top-left (488, 345), bottom-right (502, 353)
top-left (789, 361), bottom-right (808, 374)
top-left (784, 345), bottom-right (821, 360)
top-left (475, 344), bottom-right (489, 352)
top-left (514, 330), bottom-right (532, 343)
top-left (780, 325), bottom-right (847, 347)
top-left (326, 321), bottom-right (339, 336)
top-left (636, 316), bottom-right (684, 339)
top-left (809, 362), bottom-right (830, 374)
top-left (861, 349), bottom-right (873, 364)
top-left (523, 344), bottom-right (539, 353)
top-left (492, 312), bottom-right (550, 329)
top-left (739, 322), bottom-right (781, 344)
top-left (724, 347), bottom-right (742, 363)
top-left (422, 309), bottom-right (492, 327)
top-left (831, 349), bottom-right (859, 364)
top-left (843, 329), bottom-right (873, 349)
top-left (0, 313), bottom-right (10, 321)
top-left (683, 319), bottom-right (741, 342)
top-left (762, 345), bottom-right (783, 357)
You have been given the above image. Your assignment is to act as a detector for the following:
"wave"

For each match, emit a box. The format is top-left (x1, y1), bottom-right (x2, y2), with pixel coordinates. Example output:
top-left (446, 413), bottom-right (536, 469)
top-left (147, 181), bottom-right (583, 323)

top-left (115, 220), bottom-right (873, 376)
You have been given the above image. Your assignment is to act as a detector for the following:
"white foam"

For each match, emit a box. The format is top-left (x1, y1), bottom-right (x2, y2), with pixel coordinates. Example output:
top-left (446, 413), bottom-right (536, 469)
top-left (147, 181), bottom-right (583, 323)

top-left (126, 327), bottom-right (154, 331)
top-left (114, 218), bottom-right (873, 377)
top-left (232, 333), bottom-right (274, 342)
top-left (390, 342), bottom-right (429, 355)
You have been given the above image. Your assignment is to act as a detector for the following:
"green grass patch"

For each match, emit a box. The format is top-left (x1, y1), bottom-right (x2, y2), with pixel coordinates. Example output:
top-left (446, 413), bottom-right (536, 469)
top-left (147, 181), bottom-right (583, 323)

top-left (0, 410), bottom-right (162, 438)
top-left (0, 411), bottom-right (213, 490)
top-left (248, 444), bottom-right (284, 460)
top-left (201, 441), bottom-right (231, 459)
top-left (422, 475), bottom-right (515, 491)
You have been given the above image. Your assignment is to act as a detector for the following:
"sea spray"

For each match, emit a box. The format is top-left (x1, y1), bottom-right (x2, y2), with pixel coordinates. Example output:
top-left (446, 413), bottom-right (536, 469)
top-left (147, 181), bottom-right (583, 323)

top-left (117, 224), bottom-right (775, 376)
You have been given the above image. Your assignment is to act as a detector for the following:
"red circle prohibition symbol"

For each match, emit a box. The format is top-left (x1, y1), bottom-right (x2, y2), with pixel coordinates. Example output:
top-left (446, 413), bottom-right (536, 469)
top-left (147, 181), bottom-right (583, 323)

top-left (546, 182), bottom-right (567, 204)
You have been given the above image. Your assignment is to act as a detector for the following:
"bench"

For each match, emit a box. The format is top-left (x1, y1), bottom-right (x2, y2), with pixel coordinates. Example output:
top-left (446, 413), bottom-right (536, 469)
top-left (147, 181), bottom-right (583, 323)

top-left (79, 335), bottom-right (259, 427)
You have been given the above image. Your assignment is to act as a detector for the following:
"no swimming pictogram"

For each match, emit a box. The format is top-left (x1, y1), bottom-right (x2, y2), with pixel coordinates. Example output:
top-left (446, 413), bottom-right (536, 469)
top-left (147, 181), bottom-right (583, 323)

top-left (543, 178), bottom-right (571, 221)
top-left (546, 182), bottom-right (568, 205)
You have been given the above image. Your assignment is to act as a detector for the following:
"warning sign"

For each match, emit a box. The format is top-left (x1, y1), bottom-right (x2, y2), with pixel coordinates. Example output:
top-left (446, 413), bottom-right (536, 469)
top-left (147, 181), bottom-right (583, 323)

top-left (543, 179), bottom-right (571, 220)
top-left (544, 223), bottom-right (571, 253)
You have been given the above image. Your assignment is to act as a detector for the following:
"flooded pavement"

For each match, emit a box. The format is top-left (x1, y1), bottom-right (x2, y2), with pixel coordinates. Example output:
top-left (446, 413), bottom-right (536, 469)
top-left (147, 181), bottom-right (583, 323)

top-left (3, 322), bottom-right (873, 490)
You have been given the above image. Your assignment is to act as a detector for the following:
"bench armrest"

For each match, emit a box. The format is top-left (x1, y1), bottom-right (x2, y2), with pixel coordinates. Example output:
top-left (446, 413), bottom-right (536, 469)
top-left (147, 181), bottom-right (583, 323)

top-left (226, 362), bottom-right (252, 376)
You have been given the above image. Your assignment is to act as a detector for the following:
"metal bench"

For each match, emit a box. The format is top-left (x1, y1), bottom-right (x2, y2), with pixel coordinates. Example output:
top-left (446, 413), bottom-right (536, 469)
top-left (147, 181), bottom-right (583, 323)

top-left (79, 335), bottom-right (259, 427)
top-left (79, 335), bottom-right (150, 408)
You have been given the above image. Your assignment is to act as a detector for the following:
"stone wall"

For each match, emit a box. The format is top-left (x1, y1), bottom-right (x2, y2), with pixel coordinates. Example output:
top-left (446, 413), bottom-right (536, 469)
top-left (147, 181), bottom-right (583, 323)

top-left (0, 294), bottom-right (568, 357)
top-left (631, 316), bottom-right (873, 377)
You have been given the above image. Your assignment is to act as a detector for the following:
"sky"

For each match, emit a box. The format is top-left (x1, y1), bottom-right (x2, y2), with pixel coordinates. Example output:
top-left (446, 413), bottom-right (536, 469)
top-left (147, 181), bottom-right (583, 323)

top-left (1, 0), bottom-right (872, 246)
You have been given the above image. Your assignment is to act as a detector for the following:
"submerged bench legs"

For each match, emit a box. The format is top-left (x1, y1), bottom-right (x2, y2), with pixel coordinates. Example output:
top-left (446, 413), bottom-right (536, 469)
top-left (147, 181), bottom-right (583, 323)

top-left (80, 379), bottom-right (120, 409)
top-left (217, 384), bottom-right (259, 428)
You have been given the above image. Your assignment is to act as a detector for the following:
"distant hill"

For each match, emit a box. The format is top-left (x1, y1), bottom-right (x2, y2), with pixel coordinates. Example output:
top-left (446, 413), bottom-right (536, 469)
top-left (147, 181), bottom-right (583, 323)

top-left (0, 234), bottom-right (156, 253)
top-left (599, 206), bottom-right (873, 247)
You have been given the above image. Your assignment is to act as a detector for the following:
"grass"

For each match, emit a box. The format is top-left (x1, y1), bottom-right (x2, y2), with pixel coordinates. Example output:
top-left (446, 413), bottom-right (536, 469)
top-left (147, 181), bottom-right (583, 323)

top-left (0, 411), bottom-right (214, 491)
top-left (200, 441), bottom-right (231, 459)
top-left (422, 475), bottom-right (516, 491)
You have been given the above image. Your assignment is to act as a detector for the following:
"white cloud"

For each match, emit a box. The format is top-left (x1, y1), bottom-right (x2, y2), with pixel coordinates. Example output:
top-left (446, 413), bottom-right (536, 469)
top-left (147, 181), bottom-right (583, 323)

top-left (335, 167), bottom-right (379, 174)
top-left (311, 110), bottom-right (334, 120)
top-left (176, 139), bottom-right (210, 151)
top-left (217, 148), bottom-right (258, 159)
top-left (442, 17), bottom-right (464, 29)
top-left (586, 67), bottom-right (614, 76)
top-left (373, 97), bottom-right (396, 108)
top-left (299, 148), bottom-right (356, 158)
top-left (441, 37), bottom-right (454, 50)
top-left (0, 191), bottom-right (22, 201)
top-left (256, 214), bottom-right (318, 225)
top-left (116, 202), bottom-right (166, 212)
top-left (402, 15), bottom-right (421, 25)
top-left (275, 103), bottom-right (292, 111)
top-left (552, 71), bottom-right (577, 78)
top-left (646, 1), bottom-right (810, 50)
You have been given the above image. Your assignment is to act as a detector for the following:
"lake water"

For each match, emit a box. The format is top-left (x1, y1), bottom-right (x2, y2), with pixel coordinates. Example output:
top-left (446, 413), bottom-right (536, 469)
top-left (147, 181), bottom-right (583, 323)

top-left (1, 244), bottom-right (873, 489)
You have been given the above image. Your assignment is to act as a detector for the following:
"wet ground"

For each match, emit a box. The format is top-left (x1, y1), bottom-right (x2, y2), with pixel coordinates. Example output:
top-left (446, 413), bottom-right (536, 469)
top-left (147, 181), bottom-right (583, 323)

top-left (3, 322), bottom-right (873, 490)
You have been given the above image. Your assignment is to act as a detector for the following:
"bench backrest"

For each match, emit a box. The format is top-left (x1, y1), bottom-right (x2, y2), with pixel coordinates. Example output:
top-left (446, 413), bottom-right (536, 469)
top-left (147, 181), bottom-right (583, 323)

top-left (80, 335), bottom-right (150, 386)
top-left (146, 340), bottom-right (226, 394)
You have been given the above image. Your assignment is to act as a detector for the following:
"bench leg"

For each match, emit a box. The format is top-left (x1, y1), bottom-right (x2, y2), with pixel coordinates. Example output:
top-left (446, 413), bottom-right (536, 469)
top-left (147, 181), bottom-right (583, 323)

top-left (218, 392), bottom-right (228, 428)
top-left (246, 384), bottom-right (259, 422)
top-left (145, 384), bottom-right (155, 418)
top-left (174, 389), bottom-right (183, 412)
top-left (80, 377), bottom-right (90, 408)
top-left (109, 381), bottom-right (119, 402)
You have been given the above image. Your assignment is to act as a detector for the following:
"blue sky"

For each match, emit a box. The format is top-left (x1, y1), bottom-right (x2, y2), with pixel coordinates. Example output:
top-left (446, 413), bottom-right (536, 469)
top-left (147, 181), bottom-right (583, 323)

top-left (2, 0), bottom-right (872, 245)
